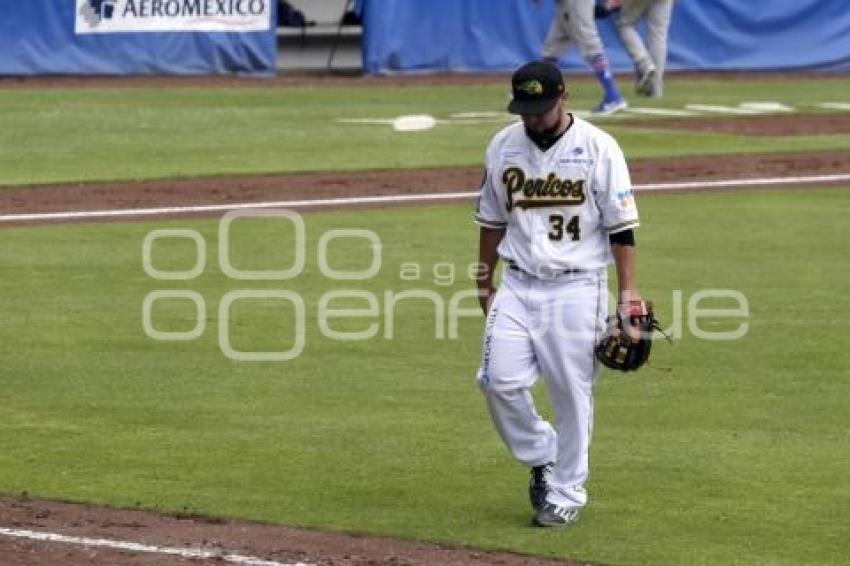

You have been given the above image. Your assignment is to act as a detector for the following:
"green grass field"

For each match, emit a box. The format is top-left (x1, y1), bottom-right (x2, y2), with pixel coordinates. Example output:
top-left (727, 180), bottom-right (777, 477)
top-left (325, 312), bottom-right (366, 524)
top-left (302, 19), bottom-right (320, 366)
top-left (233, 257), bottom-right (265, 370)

top-left (2, 75), bottom-right (849, 564)
top-left (2, 188), bottom-right (848, 565)
top-left (1, 76), bottom-right (849, 186)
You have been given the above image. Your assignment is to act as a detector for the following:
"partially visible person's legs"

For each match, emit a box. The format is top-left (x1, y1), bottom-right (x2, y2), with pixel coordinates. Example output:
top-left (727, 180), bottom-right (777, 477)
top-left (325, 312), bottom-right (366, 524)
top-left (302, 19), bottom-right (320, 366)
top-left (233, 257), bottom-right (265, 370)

top-left (542, 0), bottom-right (576, 62)
top-left (566, 0), bottom-right (626, 113)
top-left (644, 0), bottom-right (674, 97)
top-left (615, 0), bottom-right (657, 96)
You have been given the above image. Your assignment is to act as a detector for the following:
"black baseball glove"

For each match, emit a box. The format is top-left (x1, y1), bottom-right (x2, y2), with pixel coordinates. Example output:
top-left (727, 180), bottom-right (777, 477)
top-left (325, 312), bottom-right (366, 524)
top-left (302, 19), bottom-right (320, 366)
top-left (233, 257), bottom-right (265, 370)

top-left (595, 300), bottom-right (666, 372)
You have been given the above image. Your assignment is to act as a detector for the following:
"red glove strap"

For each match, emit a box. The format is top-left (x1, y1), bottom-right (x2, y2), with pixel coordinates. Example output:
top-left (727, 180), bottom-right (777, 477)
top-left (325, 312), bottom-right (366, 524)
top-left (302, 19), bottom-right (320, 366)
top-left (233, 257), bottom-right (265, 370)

top-left (618, 300), bottom-right (646, 317)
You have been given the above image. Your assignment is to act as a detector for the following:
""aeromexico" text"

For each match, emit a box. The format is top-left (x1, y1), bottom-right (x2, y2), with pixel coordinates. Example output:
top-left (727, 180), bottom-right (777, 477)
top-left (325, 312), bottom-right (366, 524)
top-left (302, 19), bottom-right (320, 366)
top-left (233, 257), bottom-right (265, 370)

top-left (121, 0), bottom-right (266, 18)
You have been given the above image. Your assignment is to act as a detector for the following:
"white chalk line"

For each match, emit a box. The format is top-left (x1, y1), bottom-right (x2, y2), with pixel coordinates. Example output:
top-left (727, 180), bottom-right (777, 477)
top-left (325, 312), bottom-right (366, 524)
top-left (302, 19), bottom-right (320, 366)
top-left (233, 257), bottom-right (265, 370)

top-left (637, 173), bottom-right (850, 190)
top-left (1, 173), bottom-right (849, 223)
top-left (0, 527), bottom-right (311, 566)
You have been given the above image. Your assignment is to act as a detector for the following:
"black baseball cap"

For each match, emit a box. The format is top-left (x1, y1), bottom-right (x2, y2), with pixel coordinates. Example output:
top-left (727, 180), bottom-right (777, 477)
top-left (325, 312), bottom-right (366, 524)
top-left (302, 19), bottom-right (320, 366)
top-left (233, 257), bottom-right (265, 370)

top-left (507, 61), bottom-right (566, 115)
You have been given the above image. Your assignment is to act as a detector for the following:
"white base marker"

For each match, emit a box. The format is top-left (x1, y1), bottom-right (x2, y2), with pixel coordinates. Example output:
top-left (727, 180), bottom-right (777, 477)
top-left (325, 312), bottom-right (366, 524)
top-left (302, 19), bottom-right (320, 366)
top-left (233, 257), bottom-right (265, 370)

top-left (739, 102), bottom-right (794, 113)
top-left (392, 114), bottom-right (436, 131)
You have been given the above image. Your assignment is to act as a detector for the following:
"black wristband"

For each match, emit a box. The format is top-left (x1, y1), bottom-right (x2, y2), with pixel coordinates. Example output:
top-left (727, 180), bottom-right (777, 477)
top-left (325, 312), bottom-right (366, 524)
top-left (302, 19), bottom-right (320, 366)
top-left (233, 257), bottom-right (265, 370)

top-left (609, 229), bottom-right (635, 246)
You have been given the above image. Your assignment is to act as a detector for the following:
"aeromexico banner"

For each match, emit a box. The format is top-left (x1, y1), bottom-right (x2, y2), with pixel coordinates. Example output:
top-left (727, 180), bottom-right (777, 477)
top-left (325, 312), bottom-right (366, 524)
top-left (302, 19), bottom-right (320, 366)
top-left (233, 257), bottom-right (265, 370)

top-left (75, 0), bottom-right (271, 33)
top-left (0, 0), bottom-right (276, 75)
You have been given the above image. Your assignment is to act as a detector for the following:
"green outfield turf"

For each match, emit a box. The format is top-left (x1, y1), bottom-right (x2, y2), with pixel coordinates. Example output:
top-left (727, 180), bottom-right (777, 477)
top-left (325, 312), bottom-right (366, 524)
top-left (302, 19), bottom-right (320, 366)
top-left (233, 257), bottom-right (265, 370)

top-left (1, 187), bottom-right (848, 565)
top-left (1, 76), bottom-right (849, 186)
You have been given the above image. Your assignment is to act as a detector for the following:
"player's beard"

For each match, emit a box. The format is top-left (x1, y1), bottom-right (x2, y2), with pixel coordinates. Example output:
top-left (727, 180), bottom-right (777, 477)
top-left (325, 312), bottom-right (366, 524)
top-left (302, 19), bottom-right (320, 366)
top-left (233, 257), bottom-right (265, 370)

top-left (525, 109), bottom-right (567, 146)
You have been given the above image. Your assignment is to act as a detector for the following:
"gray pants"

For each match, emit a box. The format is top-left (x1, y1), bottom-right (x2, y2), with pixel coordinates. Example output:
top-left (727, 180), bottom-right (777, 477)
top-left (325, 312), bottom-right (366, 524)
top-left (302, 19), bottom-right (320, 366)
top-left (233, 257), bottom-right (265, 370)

top-left (543, 0), bottom-right (605, 62)
top-left (615, 0), bottom-right (674, 80)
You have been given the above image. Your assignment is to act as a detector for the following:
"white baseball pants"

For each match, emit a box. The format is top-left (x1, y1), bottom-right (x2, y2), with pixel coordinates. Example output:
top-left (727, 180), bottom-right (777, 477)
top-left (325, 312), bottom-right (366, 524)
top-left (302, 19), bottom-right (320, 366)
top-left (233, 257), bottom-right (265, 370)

top-left (477, 267), bottom-right (608, 509)
top-left (615, 0), bottom-right (674, 79)
top-left (543, 0), bottom-right (606, 62)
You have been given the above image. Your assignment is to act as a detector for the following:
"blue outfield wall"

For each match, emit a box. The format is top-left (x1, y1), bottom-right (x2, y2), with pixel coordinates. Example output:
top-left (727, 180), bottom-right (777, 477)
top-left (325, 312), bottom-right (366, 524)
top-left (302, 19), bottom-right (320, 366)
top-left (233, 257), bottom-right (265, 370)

top-left (0, 0), bottom-right (277, 76)
top-left (361, 0), bottom-right (850, 74)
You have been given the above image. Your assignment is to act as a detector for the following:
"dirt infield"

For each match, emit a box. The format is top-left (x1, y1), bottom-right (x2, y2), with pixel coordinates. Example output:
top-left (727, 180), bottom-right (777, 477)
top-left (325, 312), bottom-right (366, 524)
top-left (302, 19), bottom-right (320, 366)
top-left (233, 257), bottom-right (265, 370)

top-left (2, 150), bottom-right (849, 226)
top-left (0, 496), bottom-right (578, 566)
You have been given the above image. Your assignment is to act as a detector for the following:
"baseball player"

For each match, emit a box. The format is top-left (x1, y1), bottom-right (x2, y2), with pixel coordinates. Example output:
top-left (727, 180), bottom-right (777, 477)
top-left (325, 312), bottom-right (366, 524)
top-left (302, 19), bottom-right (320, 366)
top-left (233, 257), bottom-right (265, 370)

top-left (474, 61), bottom-right (642, 527)
top-left (615, 0), bottom-right (675, 97)
top-left (542, 0), bottom-right (628, 115)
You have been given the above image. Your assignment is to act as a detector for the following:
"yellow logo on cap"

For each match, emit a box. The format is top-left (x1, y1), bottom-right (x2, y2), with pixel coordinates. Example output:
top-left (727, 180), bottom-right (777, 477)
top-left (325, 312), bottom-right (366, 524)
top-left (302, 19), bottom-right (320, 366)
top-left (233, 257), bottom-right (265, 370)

top-left (518, 80), bottom-right (544, 96)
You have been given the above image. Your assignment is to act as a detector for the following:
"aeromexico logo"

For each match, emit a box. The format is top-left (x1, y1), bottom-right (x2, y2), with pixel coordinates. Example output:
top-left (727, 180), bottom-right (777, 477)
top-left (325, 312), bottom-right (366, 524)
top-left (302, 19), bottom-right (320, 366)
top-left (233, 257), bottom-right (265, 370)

top-left (502, 167), bottom-right (586, 210)
top-left (79, 0), bottom-right (116, 26)
top-left (76, 0), bottom-right (270, 33)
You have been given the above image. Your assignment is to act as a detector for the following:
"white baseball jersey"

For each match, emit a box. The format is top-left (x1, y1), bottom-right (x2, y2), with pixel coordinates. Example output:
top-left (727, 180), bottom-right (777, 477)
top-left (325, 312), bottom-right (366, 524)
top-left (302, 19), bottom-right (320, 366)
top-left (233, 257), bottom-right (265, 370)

top-left (475, 115), bottom-right (638, 277)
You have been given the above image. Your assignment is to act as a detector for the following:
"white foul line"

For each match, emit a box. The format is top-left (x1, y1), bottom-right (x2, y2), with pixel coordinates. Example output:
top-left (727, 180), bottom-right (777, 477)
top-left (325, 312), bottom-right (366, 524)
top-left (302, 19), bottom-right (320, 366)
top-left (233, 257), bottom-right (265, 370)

top-left (0, 192), bottom-right (476, 222)
top-left (0, 173), bottom-right (849, 224)
top-left (0, 527), bottom-right (311, 566)
top-left (636, 173), bottom-right (850, 191)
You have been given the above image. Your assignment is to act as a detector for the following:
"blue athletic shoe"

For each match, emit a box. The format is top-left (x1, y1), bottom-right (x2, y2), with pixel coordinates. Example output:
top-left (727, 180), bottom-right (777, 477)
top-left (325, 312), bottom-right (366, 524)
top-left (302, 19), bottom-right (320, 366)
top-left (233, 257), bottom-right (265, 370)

top-left (592, 97), bottom-right (628, 116)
